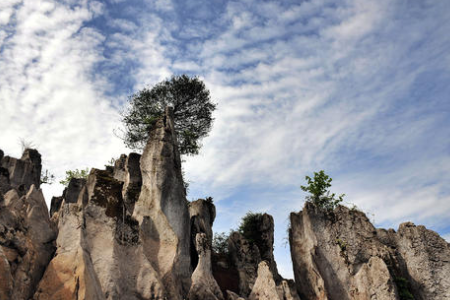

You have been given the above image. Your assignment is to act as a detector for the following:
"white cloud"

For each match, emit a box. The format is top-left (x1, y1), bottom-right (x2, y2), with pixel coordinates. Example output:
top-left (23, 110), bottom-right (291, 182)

top-left (1, 0), bottom-right (449, 280)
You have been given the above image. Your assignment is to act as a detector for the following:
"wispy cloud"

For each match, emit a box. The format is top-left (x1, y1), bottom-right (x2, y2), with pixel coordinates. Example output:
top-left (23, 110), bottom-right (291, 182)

top-left (1, 0), bottom-right (449, 279)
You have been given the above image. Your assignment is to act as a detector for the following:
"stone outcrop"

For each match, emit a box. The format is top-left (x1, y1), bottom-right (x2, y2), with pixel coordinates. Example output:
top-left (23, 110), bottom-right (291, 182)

top-left (190, 198), bottom-right (216, 269)
top-left (188, 233), bottom-right (224, 300)
top-left (35, 168), bottom-right (163, 300)
top-left (0, 149), bottom-right (56, 300)
top-left (289, 202), bottom-right (399, 300)
top-left (113, 153), bottom-right (142, 214)
top-left (290, 202), bottom-right (450, 300)
top-left (132, 107), bottom-right (191, 299)
top-left (1, 149), bottom-right (41, 195)
top-left (226, 214), bottom-right (299, 299)
top-left (394, 222), bottom-right (450, 300)
top-left (228, 231), bottom-right (261, 296)
top-left (248, 261), bottom-right (280, 300)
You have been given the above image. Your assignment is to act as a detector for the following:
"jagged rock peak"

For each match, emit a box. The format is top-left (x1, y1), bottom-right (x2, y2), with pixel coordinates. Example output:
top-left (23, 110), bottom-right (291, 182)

top-left (248, 261), bottom-right (280, 300)
top-left (1, 148), bottom-right (42, 195)
top-left (289, 201), bottom-right (450, 300)
top-left (132, 106), bottom-right (191, 298)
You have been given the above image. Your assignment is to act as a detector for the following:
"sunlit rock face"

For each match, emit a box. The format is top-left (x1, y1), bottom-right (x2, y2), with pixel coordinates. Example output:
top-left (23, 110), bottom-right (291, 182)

top-left (35, 168), bottom-right (163, 300)
top-left (289, 201), bottom-right (450, 300)
top-left (132, 107), bottom-right (192, 299)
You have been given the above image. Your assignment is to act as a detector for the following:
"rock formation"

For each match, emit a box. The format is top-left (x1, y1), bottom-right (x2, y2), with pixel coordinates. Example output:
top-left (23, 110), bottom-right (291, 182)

top-left (188, 233), bottom-right (224, 300)
top-left (248, 261), bottom-right (281, 300)
top-left (1, 108), bottom-right (449, 300)
top-left (132, 107), bottom-right (192, 299)
top-left (289, 201), bottom-right (450, 300)
top-left (189, 198), bottom-right (216, 269)
top-left (0, 149), bottom-right (56, 300)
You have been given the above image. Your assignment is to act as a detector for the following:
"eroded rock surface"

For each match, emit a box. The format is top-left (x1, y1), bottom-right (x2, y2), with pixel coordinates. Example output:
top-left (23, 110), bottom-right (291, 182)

top-left (132, 107), bottom-right (191, 299)
top-left (248, 261), bottom-right (280, 300)
top-left (289, 202), bottom-right (400, 300)
top-left (0, 150), bottom-right (56, 300)
top-left (188, 233), bottom-right (224, 300)
top-left (395, 222), bottom-right (450, 300)
top-left (35, 169), bottom-right (163, 300)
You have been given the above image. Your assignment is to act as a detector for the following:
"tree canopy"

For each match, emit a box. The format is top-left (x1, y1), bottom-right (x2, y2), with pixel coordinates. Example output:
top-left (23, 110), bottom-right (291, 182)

top-left (121, 74), bottom-right (216, 156)
top-left (300, 170), bottom-right (345, 210)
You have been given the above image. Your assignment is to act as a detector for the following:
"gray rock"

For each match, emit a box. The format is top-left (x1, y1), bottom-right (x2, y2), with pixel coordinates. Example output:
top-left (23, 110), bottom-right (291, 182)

top-left (188, 233), bottom-right (224, 300)
top-left (190, 198), bottom-right (216, 269)
top-left (0, 185), bottom-right (56, 300)
top-left (35, 169), bottom-right (163, 300)
top-left (248, 261), bottom-right (280, 300)
top-left (226, 290), bottom-right (246, 300)
top-left (122, 152), bottom-right (142, 214)
top-left (49, 196), bottom-right (63, 218)
top-left (133, 107), bottom-right (191, 299)
top-left (228, 231), bottom-right (261, 296)
top-left (1, 149), bottom-right (41, 194)
top-left (395, 222), bottom-right (450, 300)
top-left (289, 202), bottom-right (399, 300)
top-left (64, 177), bottom-right (86, 204)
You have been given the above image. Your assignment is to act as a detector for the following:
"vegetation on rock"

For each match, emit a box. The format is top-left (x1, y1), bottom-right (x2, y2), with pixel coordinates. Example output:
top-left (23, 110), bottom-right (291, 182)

top-left (300, 170), bottom-right (345, 210)
top-left (212, 232), bottom-right (229, 254)
top-left (59, 168), bottom-right (89, 186)
top-left (238, 212), bottom-right (264, 245)
top-left (120, 74), bottom-right (216, 156)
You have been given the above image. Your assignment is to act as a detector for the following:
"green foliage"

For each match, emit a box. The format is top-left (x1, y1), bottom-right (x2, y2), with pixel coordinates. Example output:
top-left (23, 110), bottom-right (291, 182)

top-left (120, 74), bottom-right (216, 156)
top-left (40, 169), bottom-right (55, 185)
top-left (394, 277), bottom-right (414, 300)
top-left (59, 168), bottom-right (89, 187)
top-left (212, 232), bottom-right (229, 254)
top-left (300, 170), bottom-right (345, 210)
top-left (238, 212), bottom-right (264, 245)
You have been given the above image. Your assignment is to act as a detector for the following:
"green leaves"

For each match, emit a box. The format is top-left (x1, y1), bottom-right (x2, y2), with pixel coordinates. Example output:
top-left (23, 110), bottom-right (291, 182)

top-left (59, 168), bottom-right (89, 187)
top-left (120, 74), bottom-right (216, 156)
top-left (301, 170), bottom-right (344, 211)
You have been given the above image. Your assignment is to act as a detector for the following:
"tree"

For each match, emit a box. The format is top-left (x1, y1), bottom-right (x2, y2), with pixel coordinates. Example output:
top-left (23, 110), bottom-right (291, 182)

top-left (59, 168), bottom-right (90, 187)
top-left (120, 74), bottom-right (216, 156)
top-left (300, 170), bottom-right (345, 211)
top-left (212, 232), bottom-right (229, 254)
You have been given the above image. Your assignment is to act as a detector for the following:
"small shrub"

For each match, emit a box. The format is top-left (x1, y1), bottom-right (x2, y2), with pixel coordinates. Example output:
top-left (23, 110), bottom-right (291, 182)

top-left (394, 277), bottom-right (414, 300)
top-left (238, 212), bottom-right (264, 245)
top-left (59, 168), bottom-right (90, 187)
top-left (300, 170), bottom-right (345, 211)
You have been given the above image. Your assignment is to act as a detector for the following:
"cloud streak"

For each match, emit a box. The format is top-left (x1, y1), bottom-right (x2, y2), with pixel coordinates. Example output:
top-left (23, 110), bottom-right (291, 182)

top-left (1, 0), bottom-right (449, 279)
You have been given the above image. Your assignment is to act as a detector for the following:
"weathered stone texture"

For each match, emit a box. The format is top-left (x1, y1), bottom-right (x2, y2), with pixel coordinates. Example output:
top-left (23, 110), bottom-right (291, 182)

top-left (188, 233), bottom-right (224, 300)
top-left (289, 202), bottom-right (399, 300)
top-left (0, 185), bottom-right (56, 300)
top-left (133, 107), bottom-right (191, 299)
top-left (395, 222), bottom-right (450, 300)
top-left (35, 169), bottom-right (164, 300)
top-left (1, 148), bottom-right (42, 195)
top-left (248, 261), bottom-right (280, 300)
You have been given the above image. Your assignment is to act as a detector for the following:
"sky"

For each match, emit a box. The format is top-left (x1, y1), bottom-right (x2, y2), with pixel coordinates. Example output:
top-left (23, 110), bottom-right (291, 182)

top-left (1, 0), bottom-right (449, 279)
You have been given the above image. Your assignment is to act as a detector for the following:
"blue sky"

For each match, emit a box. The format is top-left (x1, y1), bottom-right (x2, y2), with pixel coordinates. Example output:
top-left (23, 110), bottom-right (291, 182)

top-left (1, 0), bottom-right (449, 278)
